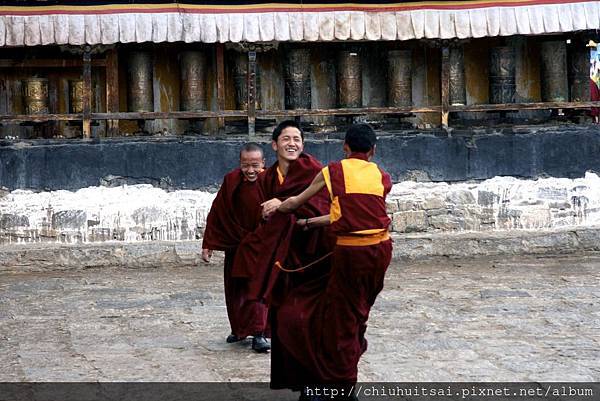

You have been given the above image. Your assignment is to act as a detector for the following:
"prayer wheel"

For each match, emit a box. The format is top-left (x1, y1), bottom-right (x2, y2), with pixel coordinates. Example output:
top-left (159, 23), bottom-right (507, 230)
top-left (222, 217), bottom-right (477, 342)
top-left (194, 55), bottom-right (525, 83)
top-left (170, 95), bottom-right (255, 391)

top-left (284, 48), bottom-right (311, 109)
top-left (127, 51), bottom-right (154, 112)
top-left (337, 51), bottom-right (362, 108)
top-left (449, 47), bottom-right (467, 106)
top-left (489, 47), bottom-right (516, 104)
top-left (69, 80), bottom-right (84, 114)
top-left (23, 78), bottom-right (49, 114)
top-left (180, 51), bottom-right (207, 111)
top-left (569, 43), bottom-right (591, 102)
top-left (232, 51), bottom-right (261, 110)
top-left (387, 50), bottom-right (412, 108)
top-left (540, 41), bottom-right (569, 102)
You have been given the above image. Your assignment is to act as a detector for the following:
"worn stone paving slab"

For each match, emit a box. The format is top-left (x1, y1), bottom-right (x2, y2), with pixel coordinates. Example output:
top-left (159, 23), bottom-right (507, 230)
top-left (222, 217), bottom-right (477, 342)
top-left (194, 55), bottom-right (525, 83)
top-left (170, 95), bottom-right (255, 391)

top-left (0, 252), bottom-right (599, 387)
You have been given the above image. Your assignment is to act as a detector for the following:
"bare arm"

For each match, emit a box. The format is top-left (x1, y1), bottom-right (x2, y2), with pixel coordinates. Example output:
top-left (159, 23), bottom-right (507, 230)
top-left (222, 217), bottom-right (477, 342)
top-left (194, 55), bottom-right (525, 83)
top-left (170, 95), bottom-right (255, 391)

top-left (278, 171), bottom-right (326, 213)
top-left (296, 214), bottom-right (331, 229)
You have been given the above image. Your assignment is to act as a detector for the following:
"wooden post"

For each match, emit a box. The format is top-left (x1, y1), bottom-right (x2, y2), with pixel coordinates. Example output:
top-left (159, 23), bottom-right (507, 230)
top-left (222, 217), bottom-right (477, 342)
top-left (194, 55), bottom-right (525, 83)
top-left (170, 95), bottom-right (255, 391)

top-left (247, 51), bottom-right (256, 137)
top-left (441, 46), bottom-right (450, 131)
top-left (216, 43), bottom-right (225, 132)
top-left (105, 48), bottom-right (119, 137)
top-left (83, 48), bottom-right (92, 138)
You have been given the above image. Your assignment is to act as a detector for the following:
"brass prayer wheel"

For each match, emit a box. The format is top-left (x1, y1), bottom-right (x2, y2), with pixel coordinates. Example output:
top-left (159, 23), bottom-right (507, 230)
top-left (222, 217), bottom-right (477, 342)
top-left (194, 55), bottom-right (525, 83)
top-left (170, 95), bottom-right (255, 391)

top-left (23, 78), bottom-right (49, 115)
top-left (284, 48), bottom-right (311, 110)
top-left (127, 51), bottom-right (154, 112)
top-left (232, 51), bottom-right (261, 110)
top-left (180, 51), bottom-right (207, 112)
top-left (489, 47), bottom-right (516, 104)
top-left (69, 80), bottom-right (84, 114)
top-left (387, 50), bottom-right (412, 108)
top-left (569, 42), bottom-right (591, 102)
top-left (540, 41), bottom-right (569, 102)
top-left (337, 51), bottom-right (362, 108)
top-left (449, 47), bottom-right (467, 106)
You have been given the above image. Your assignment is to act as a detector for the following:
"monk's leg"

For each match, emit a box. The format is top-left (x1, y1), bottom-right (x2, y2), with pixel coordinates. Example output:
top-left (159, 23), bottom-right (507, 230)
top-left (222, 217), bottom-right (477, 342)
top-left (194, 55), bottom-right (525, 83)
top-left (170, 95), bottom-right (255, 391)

top-left (320, 240), bottom-right (392, 383)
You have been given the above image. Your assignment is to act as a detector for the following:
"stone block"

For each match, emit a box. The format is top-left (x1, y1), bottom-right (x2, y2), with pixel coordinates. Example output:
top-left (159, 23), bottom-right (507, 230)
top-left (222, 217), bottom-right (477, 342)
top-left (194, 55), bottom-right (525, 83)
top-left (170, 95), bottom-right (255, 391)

top-left (0, 214), bottom-right (29, 229)
top-left (51, 210), bottom-right (86, 231)
top-left (446, 190), bottom-right (475, 205)
top-left (537, 187), bottom-right (568, 200)
top-left (423, 197), bottom-right (445, 210)
top-left (426, 208), bottom-right (448, 217)
top-left (392, 211), bottom-right (427, 233)
top-left (428, 214), bottom-right (462, 231)
top-left (397, 200), bottom-right (418, 212)
top-left (477, 190), bottom-right (498, 207)
top-left (548, 201), bottom-right (571, 210)
top-left (480, 207), bottom-right (496, 225)
top-left (386, 200), bottom-right (399, 214)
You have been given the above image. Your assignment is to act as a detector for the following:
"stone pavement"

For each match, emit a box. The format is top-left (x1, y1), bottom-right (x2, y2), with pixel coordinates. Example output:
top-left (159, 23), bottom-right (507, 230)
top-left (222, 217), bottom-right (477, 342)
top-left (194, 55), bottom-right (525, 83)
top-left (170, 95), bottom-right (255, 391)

top-left (0, 252), bottom-right (599, 388)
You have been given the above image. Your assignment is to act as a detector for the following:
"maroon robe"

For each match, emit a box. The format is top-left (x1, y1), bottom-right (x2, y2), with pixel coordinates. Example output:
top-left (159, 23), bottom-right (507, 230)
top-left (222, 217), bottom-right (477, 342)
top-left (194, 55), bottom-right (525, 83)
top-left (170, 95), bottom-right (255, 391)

top-left (591, 78), bottom-right (600, 118)
top-left (231, 153), bottom-right (332, 304)
top-left (202, 169), bottom-right (268, 338)
top-left (273, 153), bottom-right (393, 388)
top-left (231, 153), bottom-right (334, 389)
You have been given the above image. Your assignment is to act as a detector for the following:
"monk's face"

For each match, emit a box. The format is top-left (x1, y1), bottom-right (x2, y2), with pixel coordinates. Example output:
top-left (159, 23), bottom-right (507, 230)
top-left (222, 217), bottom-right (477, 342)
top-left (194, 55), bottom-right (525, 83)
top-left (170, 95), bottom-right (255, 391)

top-left (272, 127), bottom-right (304, 162)
top-left (240, 150), bottom-right (265, 182)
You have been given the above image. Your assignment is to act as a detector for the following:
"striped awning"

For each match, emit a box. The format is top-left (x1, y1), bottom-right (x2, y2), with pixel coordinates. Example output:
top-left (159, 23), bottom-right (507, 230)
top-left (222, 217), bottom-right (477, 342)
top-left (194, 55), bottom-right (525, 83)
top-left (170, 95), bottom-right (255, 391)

top-left (0, 0), bottom-right (597, 46)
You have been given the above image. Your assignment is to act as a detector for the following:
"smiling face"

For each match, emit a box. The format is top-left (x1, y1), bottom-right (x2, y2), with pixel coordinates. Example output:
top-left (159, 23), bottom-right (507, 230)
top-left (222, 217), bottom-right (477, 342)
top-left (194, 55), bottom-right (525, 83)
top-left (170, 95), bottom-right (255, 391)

top-left (272, 126), bottom-right (304, 163)
top-left (239, 150), bottom-right (265, 182)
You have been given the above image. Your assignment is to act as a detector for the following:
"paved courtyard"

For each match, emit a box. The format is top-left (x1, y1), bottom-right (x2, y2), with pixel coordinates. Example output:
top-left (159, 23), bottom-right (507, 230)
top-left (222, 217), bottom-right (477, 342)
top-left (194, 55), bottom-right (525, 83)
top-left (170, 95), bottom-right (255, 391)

top-left (1, 252), bottom-right (599, 389)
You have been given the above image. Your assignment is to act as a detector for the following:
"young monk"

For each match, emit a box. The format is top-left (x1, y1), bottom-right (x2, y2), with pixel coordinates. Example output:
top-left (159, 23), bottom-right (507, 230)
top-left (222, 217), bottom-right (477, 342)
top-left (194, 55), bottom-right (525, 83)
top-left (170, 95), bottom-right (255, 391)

top-left (231, 120), bottom-right (332, 305)
top-left (230, 121), bottom-right (333, 377)
top-left (277, 123), bottom-right (393, 399)
top-left (201, 142), bottom-right (270, 353)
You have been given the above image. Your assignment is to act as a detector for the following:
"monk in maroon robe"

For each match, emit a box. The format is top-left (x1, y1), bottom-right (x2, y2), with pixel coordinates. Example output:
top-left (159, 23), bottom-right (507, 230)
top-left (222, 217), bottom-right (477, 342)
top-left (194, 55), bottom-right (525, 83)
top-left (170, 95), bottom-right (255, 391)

top-left (201, 142), bottom-right (270, 353)
top-left (277, 124), bottom-right (393, 400)
top-left (231, 121), bottom-right (333, 386)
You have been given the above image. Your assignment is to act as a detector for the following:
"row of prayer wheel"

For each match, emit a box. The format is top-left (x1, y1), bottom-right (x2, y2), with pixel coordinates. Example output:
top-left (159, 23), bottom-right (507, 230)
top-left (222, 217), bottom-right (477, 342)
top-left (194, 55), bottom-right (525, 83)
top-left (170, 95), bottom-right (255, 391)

top-left (490, 41), bottom-right (589, 103)
top-left (21, 42), bottom-right (591, 116)
top-left (22, 78), bottom-right (88, 114)
top-left (126, 51), bottom-right (208, 112)
top-left (282, 48), bottom-right (418, 109)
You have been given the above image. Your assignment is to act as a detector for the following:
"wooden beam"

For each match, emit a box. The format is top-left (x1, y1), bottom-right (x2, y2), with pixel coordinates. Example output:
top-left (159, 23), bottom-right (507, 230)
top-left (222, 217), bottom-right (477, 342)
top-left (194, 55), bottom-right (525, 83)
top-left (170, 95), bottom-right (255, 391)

top-left (0, 59), bottom-right (106, 68)
top-left (4, 101), bottom-right (600, 123)
top-left (257, 106), bottom-right (442, 117)
top-left (450, 101), bottom-right (600, 112)
top-left (82, 49), bottom-right (92, 138)
top-left (105, 48), bottom-right (119, 137)
top-left (216, 43), bottom-right (225, 131)
top-left (441, 46), bottom-right (450, 130)
top-left (247, 51), bottom-right (257, 137)
top-left (89, 111), bottom-right (247, 120)
top-left (0, 113), bottom-right (83, 122)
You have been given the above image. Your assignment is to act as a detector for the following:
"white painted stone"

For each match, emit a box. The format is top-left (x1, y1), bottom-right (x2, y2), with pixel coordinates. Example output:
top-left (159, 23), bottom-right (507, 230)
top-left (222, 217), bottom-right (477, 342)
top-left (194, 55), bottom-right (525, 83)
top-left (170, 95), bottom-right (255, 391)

top-left (3, 172), bottom-right (600, 244)
top-left (0, 185), bottom-right (215, 244)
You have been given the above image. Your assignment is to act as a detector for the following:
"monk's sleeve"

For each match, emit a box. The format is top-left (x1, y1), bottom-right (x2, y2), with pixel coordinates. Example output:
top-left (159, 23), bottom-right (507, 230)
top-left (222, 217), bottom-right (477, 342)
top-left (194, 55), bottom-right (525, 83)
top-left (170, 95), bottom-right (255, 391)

top-left (202, 172), bottom-right (246, 251)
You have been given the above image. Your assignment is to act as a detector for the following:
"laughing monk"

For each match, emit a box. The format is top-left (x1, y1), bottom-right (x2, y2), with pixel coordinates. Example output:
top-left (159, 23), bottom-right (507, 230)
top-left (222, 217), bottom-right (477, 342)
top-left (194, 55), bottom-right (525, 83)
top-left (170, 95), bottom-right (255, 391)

top-left (231, 120), bottom-right (333, 361)
top-left (277, 124), bottom-right (393, 400)
top-left (201, 142), bottom-right (270, 353)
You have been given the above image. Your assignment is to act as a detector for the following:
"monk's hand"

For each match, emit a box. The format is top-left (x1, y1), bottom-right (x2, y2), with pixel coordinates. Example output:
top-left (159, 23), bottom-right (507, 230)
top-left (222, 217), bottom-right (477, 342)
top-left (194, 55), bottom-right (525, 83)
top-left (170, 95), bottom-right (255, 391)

top-left (278, 196), bottom-right (297, 213)
top-left (201, 249), bottom-right (213, 263)
top-left (261, 198), bottom-right (282, 219)
top-left (296, 217), bottom-right (311, 231)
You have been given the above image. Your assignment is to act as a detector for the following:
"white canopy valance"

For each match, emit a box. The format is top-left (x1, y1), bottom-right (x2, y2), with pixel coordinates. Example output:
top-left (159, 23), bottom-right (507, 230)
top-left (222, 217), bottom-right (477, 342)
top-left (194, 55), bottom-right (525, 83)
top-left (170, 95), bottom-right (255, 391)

top-left (0, 1), bottom-right (597, 46)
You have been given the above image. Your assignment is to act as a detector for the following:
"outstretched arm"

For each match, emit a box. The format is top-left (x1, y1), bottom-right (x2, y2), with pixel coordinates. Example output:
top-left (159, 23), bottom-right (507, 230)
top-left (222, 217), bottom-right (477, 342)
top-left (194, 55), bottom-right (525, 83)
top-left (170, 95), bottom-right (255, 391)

top-left (278, 171), bottom-right (326, 213)
top-left (296, 214), bottom-right (331, 229)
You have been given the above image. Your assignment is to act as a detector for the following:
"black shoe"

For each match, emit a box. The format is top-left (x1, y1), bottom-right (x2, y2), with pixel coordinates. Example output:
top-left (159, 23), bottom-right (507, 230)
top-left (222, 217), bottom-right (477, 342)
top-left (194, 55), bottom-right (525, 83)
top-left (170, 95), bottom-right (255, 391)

top-left (251, 335), bottom-right (270, 353)
top-left (226, 333), bottom-right (244, 343)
